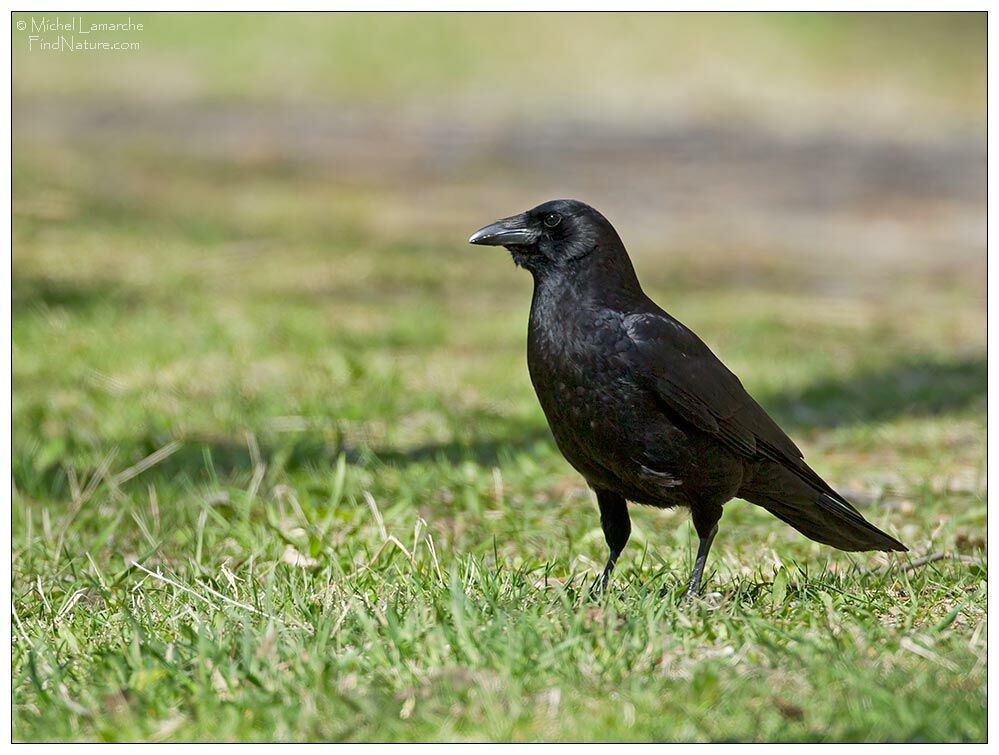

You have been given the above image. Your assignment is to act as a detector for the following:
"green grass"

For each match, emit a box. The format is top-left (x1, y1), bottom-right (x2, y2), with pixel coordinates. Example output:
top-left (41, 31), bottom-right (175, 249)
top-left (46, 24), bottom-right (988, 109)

top-left (12, 149), bottom-right (986, 740)
top-left (12, 12), bottom-right (986, 743)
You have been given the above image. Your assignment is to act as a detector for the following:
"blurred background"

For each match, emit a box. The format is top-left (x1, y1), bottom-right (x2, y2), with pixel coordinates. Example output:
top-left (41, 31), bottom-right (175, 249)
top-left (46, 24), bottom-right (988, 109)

top-left (13, 11), bottom-right (986, 464)
top-left (12, 12), bottom-right (987, 742)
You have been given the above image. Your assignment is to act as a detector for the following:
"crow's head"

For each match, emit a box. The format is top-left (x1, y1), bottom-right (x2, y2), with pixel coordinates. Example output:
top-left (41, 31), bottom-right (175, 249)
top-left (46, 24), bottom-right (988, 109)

top-left (468, 199), bottom-right (623, 275)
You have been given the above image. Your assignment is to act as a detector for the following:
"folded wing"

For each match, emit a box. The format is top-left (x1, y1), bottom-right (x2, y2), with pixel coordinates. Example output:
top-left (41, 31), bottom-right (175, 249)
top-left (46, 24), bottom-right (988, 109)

top-left (622, 310), bottom-right (861, 515)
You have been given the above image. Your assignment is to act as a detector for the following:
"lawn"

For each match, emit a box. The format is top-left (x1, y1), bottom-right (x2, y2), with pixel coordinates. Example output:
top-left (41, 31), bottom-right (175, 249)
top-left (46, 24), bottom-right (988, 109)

top-left (12, 12), bottom-right (986, 742)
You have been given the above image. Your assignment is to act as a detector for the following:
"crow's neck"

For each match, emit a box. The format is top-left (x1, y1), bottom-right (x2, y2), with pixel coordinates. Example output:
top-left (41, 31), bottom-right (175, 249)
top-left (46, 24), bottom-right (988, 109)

top-left (531, 246), bottom-right (644, 313)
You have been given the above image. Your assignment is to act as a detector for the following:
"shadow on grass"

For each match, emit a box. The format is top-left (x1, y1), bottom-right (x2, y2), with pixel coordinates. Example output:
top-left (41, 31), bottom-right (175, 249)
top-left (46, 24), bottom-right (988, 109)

top-left (14, 354), bottom-right (984, 501)
top-left (760, 355), bottom-right (986, 429)
top-left (13, 413), bottom-right (555, 501)
top-left (148, 422), bottom-right (554, 483)
top-left (13, 273), bottom-right (139, 318)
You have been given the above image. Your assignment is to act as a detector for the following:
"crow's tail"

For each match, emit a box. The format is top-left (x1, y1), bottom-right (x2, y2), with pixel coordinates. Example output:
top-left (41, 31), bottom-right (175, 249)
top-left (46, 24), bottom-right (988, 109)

top-left (740, 462), bottom-right (907, 552)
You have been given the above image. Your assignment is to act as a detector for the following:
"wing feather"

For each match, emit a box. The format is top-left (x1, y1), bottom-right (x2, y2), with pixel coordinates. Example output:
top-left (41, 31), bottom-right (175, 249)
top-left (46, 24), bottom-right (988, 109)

top-left (623, 310), bottom-right (861, 514)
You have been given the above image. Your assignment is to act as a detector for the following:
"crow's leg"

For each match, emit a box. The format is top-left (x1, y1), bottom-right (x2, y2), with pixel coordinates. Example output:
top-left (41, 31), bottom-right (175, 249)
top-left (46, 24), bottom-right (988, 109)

top-left (595, 489), bottom-right (630, 593)
top-left (684, 526), bottom-right (718, 600)
top-left (685, 505), bottom-right (722, 601)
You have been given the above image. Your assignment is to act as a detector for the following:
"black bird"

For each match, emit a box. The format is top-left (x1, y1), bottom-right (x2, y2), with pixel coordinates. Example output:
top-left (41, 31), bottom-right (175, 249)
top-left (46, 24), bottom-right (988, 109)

top-left (469, 199), bottom-right (907, 599)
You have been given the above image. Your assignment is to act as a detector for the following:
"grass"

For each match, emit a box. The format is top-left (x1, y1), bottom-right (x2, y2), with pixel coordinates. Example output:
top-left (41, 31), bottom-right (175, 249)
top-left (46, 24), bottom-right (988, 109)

top-left (12, 12), bottom-right (986, 743)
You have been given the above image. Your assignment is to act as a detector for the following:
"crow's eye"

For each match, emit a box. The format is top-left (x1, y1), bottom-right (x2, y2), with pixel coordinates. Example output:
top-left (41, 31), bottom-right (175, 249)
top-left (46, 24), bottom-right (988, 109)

top-left (543, 212), bottom-right (562, 228)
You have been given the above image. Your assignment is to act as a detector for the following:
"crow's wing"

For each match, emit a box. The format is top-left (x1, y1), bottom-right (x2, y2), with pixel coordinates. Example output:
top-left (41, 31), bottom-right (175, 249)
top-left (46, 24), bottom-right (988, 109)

top-left (622, 310), bottom-right (859, 510)
top-left (623, 311), bottom-right (800, 460)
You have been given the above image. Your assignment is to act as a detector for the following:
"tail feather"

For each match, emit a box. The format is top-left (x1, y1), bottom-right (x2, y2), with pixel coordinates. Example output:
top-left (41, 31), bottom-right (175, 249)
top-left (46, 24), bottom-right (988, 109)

top-left (741, 463), bottom-right (907, 553)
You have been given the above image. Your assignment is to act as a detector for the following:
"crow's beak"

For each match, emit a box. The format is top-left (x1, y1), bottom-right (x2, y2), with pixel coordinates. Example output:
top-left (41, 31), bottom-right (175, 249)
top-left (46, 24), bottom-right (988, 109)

top-left (468, 214), bottom-right (538, 246)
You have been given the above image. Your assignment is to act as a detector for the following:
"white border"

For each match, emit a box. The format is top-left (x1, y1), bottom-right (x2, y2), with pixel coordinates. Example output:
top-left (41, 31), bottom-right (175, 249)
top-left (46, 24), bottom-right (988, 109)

top-left (6, 4), bottom-right (993, 751)
top-left (5, 2), bottom-right (996, 10)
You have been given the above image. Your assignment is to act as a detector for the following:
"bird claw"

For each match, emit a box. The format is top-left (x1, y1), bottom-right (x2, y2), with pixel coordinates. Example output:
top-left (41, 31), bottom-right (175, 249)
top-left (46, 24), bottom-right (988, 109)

top-left (684, 590), bottom-right (722, 608)
top-left (590, 571), bottom-right (611, 599)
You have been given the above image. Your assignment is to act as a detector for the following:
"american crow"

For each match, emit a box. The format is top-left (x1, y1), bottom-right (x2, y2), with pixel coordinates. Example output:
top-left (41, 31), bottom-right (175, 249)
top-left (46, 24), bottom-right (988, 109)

top-left (469, 199), bottom-right (906, 599)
